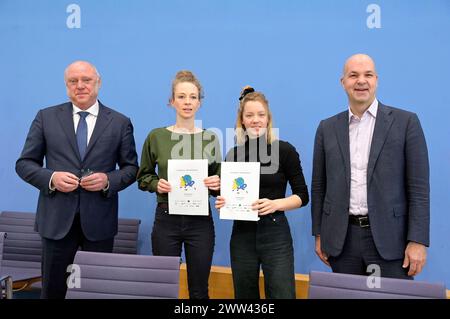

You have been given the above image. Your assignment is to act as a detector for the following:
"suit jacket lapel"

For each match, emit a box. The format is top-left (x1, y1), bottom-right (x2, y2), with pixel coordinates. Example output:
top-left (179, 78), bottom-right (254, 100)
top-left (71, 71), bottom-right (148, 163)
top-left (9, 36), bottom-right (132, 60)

top-left (56, 103), bottom-right (81, 160)
top-left (84, 102), bottom-right (112, 159)
top-left (334, 111), bottom-right (351, 190)
top-left (367, 103), bottom-right (394, 184)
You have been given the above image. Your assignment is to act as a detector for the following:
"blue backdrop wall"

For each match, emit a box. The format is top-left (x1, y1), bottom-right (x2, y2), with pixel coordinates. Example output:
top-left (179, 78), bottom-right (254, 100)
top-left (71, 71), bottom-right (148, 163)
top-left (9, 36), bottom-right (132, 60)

top-left (1, 0), bottom-right (449, 287)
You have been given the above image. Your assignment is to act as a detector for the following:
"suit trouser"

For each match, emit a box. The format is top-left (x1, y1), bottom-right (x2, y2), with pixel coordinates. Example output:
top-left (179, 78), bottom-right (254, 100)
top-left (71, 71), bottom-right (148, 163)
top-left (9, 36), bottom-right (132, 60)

top-left (328, 223), bottom-right (411, 279)
top-left (41, 213), bottom-right (114, 299)
top-left (151, 205), bottom-right (215, 299)
top-left (230, 213), bottom-right (296, 299)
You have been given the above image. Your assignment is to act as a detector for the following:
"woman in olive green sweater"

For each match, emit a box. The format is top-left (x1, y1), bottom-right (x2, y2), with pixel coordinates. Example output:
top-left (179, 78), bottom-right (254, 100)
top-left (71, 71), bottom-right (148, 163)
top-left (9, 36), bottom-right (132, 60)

top-left (137, 70), bottom-right (221, 299)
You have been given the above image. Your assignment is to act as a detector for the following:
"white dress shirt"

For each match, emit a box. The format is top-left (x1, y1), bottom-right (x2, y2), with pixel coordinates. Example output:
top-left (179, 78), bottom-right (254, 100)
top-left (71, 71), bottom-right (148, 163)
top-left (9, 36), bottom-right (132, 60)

top-left (72, 101), bottom-right (99, 145)
top-left (348, 99), bottom-right (378, 216)
top-left (49, 101), bottom-right (99, 190)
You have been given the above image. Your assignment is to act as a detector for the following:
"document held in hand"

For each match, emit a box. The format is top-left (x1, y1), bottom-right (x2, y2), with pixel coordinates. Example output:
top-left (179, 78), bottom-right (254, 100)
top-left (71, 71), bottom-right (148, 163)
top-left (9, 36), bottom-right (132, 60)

top-left (220, 162), bottom-right (260, 221)
top-left (168, 159), bottom-right (209, 215)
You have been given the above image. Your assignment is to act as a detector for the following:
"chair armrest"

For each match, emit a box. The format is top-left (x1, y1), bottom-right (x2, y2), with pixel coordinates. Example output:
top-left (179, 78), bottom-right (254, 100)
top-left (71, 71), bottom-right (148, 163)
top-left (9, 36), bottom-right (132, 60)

top-left (1, 275), bottom-right (13, 299)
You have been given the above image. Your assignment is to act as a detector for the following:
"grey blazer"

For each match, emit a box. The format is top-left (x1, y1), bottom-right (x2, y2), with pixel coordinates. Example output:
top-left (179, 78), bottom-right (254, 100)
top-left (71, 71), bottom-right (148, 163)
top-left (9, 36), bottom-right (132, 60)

top-left (311, 103), bottom-right (429, 260)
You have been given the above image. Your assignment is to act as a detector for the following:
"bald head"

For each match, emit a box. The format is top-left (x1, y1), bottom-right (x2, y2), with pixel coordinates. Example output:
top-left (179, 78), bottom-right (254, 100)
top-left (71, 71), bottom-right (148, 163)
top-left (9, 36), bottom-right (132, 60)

top-left (64, 61), bottom-right (100, 81)
top-left (343, 54), bottom-right (377, 77)
top-left (64, 60), bottom-right (101, 110)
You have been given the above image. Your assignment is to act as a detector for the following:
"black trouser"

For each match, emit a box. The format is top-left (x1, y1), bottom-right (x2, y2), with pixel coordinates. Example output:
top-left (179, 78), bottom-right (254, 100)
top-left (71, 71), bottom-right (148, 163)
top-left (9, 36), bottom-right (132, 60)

top-left (328, 221), bottom-right (411, 279)
top-left (41, 213), bottom-right (114, 299)
top-left (151, 205), bottom-right (215, 299)
top-left (230, 212), bottom-right (296, 299)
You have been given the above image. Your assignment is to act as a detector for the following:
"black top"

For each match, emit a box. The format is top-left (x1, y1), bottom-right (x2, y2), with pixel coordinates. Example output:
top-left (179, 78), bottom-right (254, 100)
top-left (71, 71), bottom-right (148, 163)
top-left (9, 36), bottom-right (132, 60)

top-left (225, 136), bottom-right (309, 209)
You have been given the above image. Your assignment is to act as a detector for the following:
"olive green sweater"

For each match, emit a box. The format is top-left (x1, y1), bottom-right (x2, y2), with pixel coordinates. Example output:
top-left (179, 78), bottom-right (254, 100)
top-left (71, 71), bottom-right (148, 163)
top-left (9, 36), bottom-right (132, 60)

top-left (137, 127), bottom-right (221, 203)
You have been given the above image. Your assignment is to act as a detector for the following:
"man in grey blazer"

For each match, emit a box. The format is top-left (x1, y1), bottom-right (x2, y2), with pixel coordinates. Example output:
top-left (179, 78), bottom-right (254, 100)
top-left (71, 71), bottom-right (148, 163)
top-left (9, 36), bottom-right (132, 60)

top-left (16, 61), bottom-right (139, 298)
top-left (311, 54), bottom-right (429, 278)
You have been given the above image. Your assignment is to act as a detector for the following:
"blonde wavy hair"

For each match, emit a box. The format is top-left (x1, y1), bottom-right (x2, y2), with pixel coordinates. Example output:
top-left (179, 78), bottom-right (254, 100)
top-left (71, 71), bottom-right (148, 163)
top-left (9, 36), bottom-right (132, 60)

top-left (235, 86), bottom-right (274, 145)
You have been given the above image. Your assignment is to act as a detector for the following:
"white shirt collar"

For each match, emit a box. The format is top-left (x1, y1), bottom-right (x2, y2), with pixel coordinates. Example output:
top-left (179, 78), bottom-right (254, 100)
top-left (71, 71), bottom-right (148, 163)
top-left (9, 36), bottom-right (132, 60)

top-left (348, 98), bottom-right (378, 122)
top-left (72, 100), bottom-right (99, 117)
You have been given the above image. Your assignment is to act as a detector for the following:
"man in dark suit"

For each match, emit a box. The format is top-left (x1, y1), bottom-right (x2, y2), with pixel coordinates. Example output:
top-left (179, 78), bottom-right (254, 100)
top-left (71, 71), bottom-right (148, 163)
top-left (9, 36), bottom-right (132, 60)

top-left (311, 54), bottom-right (429, 279)
top-left (16, 61), bottom-right (139, 298)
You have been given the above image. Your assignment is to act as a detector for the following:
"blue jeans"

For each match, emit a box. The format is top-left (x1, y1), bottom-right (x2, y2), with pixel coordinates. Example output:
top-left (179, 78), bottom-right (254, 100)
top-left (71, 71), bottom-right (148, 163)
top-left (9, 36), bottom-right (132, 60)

top-left (230, 212), bottom-right (296, 299)
top-left (151, 206), bottom-right (215, 299)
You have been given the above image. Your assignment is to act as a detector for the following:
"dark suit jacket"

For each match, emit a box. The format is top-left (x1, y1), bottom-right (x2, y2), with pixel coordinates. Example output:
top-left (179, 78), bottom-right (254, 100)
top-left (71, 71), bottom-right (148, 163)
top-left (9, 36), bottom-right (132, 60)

top-left (311, 103), bottom-right (429, 260)
top-left (16, 102), bottom-right (139, 241)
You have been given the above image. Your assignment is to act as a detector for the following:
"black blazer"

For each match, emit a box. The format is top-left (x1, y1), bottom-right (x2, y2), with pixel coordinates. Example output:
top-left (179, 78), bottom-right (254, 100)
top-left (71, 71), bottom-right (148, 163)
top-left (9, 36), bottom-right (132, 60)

top-left (311, 103), bottom-right (430, 260)
top-left (16, 102), bottom-right (138, 241)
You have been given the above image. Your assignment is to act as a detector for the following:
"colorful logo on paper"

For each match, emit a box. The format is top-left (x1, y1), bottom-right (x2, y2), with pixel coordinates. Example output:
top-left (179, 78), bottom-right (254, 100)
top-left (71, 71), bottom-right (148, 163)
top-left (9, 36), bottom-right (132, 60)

top-left (232, 177), bottom-right (247, 191)
top-left (180, 175), bottom-right (195, 189)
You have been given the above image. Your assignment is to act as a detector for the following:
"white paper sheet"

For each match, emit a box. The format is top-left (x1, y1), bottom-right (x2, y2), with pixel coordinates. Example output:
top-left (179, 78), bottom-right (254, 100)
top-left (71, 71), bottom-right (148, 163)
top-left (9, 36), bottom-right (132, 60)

top-left (168, 159), bottom-right (209, 215)
top-left (219, 162), bottom-right (260, 221)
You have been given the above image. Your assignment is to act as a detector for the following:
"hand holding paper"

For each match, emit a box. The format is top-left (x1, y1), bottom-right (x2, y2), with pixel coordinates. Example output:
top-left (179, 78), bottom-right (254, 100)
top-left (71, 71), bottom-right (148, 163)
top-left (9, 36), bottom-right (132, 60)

top-left (157, 178), bottom-right (172, 194)
top-left (204, 175), bottom-right (220, 191)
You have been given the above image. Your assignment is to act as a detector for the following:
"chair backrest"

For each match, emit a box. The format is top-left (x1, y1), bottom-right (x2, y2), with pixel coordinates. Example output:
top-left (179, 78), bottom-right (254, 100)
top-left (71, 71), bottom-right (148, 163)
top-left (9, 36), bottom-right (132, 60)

top-left (0, 211), bottom-right (41, 271)
top-left (66, 251), bottom-right (181, 299)
top-left (0, 211), bottom-right (141, 261)
top-left (308, 271), bottom-right (447, 299)
top-left (0, 211), bottom-right (141, 286)
top-left (0, 232), bottom-right (6, 272)
top-left (113, 218), bottom-right (141, 254)
top-left (1, 231), bottom-right (14, 299)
